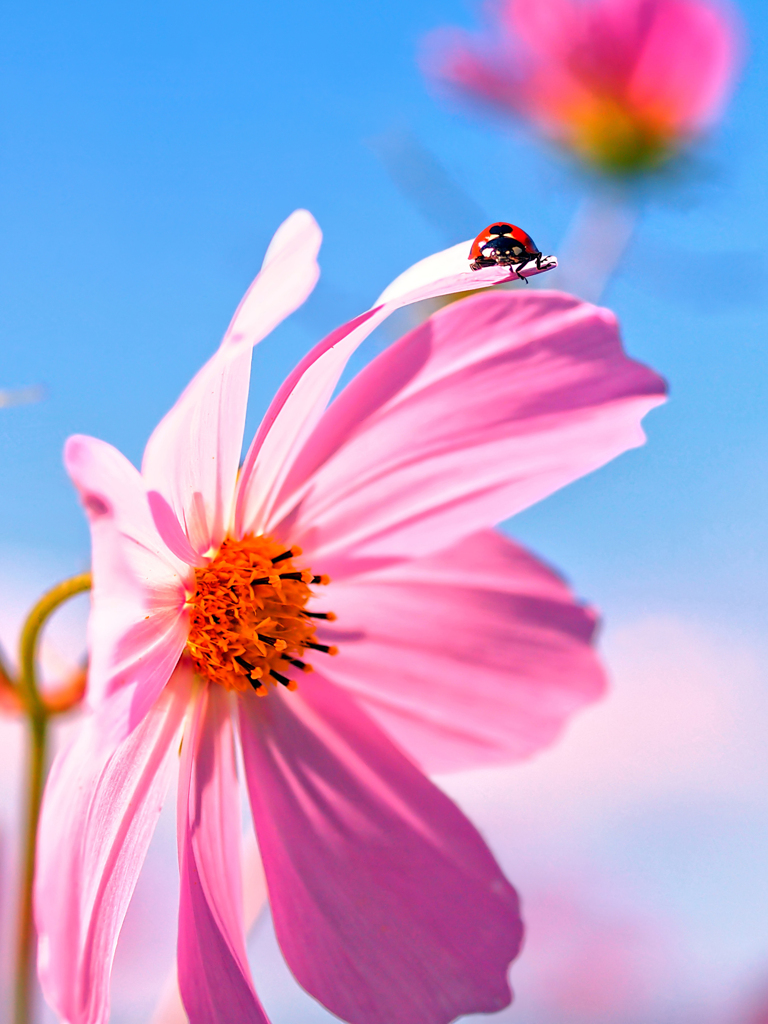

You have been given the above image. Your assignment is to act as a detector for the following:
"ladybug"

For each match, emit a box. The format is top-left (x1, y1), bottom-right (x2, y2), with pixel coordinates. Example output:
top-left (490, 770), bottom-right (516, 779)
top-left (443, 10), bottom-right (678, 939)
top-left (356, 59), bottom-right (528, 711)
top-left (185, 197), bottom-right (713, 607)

top-left (469, 222), bottom-right (544, 279)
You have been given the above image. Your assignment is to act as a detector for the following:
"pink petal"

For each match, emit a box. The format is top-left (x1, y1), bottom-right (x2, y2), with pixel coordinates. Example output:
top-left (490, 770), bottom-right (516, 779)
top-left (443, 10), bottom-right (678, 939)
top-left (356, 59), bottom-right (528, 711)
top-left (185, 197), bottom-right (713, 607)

top-left (421, 27), bottom-right (527, 113)
top-left (234, 241), bottom-right (555, 537)
top-left (151, 831), bottom-right (267, 1024)
top-left (510, 0), bottom-right (592, 63)
top-left (238, 675), bottom-right (522, 1024)
top-left (521, 0), bottom-right (738, 124)
top-left (315, 528), bottom-right (605, 773)
top-left (270, 290), bottom-right (666, 569)
top-left (177, 684), bottom-right (269, 1024)
top-left (65, 435), bottom-right (189, 730)
top-left (36, 667), bottom-right (192, 1024)
top-left (626, 0), bottom-right (740, 130)
top-left (148, 490), bottom-right (208, 566)
top-left (422, 1), bottom-right (583, 126)
top-left (510, 0), bottom-right (741, 131)
top-left (372, 239), bottom-right (555, 306)
top-left (143, 209), bottom-right (321, 557)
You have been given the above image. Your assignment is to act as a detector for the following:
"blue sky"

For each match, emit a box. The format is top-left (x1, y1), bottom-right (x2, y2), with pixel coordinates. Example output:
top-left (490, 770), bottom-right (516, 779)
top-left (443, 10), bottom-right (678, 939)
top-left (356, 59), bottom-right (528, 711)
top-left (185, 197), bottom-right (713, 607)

top-left (0, 0), bottom-right (767, 1020)
top-left (1, 0), bottom-right (766, 637)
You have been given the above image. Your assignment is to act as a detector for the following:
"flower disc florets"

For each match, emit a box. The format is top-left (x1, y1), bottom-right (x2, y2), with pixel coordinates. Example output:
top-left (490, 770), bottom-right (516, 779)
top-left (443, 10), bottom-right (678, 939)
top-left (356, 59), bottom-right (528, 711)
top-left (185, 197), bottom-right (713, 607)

top-left (186, 534), bottom-right (335, 695)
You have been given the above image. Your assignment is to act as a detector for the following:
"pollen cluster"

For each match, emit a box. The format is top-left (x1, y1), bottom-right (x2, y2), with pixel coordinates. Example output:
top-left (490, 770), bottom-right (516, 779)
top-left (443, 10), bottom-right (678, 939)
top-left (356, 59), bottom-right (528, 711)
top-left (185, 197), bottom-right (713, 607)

top-left (186, 534), bottom-right (336, 695)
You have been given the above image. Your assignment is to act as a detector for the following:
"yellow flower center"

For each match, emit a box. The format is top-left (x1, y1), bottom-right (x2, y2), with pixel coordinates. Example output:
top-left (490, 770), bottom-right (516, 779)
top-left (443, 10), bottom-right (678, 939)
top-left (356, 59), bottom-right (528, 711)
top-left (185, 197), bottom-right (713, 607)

top-left (186, 534), bottom-right (336, 696)
top-left (561, 92), bottom-right (677, 175)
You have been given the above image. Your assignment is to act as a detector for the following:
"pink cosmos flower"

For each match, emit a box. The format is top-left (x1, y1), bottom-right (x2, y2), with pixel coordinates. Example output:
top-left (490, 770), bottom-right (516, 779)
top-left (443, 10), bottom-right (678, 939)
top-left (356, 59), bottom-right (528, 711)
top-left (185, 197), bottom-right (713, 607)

top-left (422, 0), bottom-right (741, 174)
top-left (34, 210), bottom-right (665, 1024)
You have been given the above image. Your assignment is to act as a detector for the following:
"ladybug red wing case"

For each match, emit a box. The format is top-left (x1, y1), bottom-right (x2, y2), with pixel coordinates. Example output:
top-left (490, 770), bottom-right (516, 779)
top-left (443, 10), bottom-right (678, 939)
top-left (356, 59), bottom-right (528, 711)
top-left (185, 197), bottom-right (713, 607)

top-left (469, 222), bottom-right (543, 275)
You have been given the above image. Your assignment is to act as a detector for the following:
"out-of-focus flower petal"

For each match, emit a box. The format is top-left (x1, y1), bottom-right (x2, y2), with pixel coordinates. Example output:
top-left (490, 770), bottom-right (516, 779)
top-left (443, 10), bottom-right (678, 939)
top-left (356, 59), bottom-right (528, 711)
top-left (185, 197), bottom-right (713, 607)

top-left (234, 243), bottom-right (554, 537)
top-left (317, 528), bottom-right (605, 773)
top-left (177, 684), bottom-right (269, 1024)
top-left (35, 667), bottom-right (191, 1024)
top-left (625, 0), bottom-right (739, 129)
top-left (143, 209), bottom-right (321, 557)
top-left (65, 435), bottom-right (189, 729)
top-left (510, 0), bottom-right (739, 131)
top-left (271, 290), bottom-right (665, 570)
top-left (423, 0), bottom-right (741, 174)
top-left (239, 674), bottom-right (522, 1024)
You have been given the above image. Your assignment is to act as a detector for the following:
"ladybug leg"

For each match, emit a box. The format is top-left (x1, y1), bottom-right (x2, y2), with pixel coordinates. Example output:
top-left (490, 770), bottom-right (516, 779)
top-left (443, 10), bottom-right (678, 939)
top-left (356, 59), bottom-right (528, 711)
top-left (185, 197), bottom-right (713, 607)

top-left (514, 259), bottom-right (530, 284)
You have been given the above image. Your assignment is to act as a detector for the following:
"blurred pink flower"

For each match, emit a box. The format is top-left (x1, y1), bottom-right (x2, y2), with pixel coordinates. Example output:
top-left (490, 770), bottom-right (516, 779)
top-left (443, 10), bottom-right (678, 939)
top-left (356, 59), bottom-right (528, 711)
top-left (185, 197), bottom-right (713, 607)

top-left (34, 210), bottom-right (665, 1024)
top-left (514, 880), bottom-right (676, 1022)
top-left (747, 992), bottom-right (768, 1024)
top-left (423, 0), bottom-right (741, 174)
top-left (502, 875), bottom-right (768, 1024)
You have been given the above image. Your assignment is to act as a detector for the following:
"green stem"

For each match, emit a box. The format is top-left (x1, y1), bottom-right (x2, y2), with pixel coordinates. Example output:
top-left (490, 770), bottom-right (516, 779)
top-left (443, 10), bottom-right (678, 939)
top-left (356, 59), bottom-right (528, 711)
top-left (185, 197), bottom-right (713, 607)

top-left (17, 573), bottom-right (91, 718)
top-left (548, 189), bottom-right (637, 303)
top-left (13, 713), bottom-right (47, 1024)
top-left (13, 572), bottom-right (91, 1024)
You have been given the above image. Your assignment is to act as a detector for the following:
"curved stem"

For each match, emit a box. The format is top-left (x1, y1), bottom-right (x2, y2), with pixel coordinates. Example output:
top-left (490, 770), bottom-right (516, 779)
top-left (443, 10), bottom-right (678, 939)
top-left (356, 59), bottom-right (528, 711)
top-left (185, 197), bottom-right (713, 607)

top-left (17, 573), bottom-right (91, 718)
top-left (13, 572), bottom-right (91, 1024)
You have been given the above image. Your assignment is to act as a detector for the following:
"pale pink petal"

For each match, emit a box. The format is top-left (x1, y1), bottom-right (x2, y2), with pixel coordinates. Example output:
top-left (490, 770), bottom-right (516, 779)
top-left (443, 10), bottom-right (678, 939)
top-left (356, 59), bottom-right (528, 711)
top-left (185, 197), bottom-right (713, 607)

top-left (65, 435), bottom-right (189, 730)
top-left (421, 27), bottom-right (527, 112)
top-left (147, 491), bottom-right (207, 566)
top-left (143, 210), bottom-right (321, 557)
top-left (177, 684), bottom-right (268, 1024)
top-left (239, 675), bottom-right (522, 1024)
top-left (510, 0), bottom-right (590, 63)
top-left (36, 667), bottom-right (192, 1024)
top-left (234, 243), bottom-right (555, 537)
top-left (270, 290), bottom-right (665, 569)
top-left (372, 238), bottom-right (555, 306)
top-left (316, 528), bottom-right (605, 773)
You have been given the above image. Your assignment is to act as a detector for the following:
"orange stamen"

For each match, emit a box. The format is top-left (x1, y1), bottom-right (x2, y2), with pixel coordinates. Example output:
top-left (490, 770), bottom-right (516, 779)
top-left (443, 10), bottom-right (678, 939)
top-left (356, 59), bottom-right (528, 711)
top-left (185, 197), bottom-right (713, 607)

top-left (186, 534), bottom-right (334, 694)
